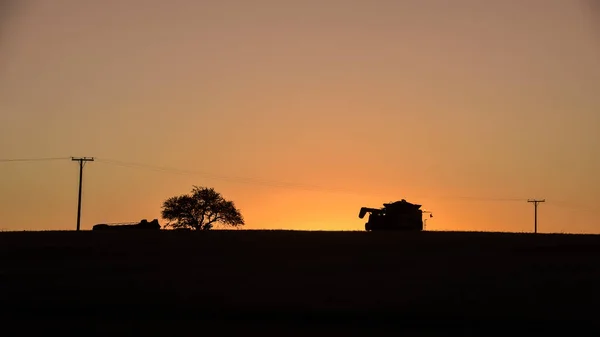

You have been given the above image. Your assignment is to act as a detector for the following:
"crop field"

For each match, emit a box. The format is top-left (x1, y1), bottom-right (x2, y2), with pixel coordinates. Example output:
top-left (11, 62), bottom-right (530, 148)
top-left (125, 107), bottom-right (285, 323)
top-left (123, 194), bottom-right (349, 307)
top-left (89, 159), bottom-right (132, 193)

top-left (1, 229), bottom-right (599, 336)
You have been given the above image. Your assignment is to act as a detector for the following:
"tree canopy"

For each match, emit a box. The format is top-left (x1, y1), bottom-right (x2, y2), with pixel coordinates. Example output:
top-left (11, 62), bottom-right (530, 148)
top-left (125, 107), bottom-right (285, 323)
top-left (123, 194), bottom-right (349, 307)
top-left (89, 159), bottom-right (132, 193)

top-left (161, 186), bottom-right (244, 230)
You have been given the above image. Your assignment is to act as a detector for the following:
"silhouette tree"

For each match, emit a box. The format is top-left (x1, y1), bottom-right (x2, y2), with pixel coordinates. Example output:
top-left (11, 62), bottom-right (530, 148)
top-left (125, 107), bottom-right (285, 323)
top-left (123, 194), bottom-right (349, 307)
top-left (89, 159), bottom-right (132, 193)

top-left (161, 186), bottom-right (244, 230)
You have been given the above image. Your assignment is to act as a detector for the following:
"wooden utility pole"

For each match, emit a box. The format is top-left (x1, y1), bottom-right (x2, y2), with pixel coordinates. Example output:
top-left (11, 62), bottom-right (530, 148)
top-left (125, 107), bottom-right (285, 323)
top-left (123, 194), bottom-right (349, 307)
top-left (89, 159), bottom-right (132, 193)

top-left (527, 199), bottom-right (545, 234)
top-left (72, 157), bottom-right (94, 231)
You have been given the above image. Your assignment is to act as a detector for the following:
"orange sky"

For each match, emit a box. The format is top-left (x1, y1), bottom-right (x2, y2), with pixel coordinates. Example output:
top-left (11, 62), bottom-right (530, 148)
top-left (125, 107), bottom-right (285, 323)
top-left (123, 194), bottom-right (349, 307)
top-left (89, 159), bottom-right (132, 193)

top-left (1, 0), bottom-right (599, 233)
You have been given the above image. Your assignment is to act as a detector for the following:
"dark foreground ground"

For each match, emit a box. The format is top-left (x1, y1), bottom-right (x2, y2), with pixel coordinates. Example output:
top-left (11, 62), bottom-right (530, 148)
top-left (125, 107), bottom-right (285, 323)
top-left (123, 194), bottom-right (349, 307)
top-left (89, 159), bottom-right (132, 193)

top-left (1, 229), bottom-right (599, 336)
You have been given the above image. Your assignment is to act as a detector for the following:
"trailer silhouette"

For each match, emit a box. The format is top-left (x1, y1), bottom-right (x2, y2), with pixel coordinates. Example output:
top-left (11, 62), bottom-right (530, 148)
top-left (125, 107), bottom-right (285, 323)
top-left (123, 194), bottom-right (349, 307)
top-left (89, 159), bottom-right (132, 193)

top-left (359, 199), bottom-right (432, 231)
top-left (92, 219), bottom-right (161, 231)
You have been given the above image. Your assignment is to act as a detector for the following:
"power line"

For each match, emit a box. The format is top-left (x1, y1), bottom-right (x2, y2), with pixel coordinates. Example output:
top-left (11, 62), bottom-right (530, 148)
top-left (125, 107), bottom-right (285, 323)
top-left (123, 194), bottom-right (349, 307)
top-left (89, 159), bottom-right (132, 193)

top-left (0, 155), bottom-right (555, 205)
top-left (0, 157), bottom-right (71, 162)
top-left (426, 195), bottom-right (527, 202)
top-left (0, 156), bottom-right (530, 202)
top-left (95, 158), bottom-right (377, 197)
top-left (548, 199), bottom-right (595, 213)
top-left (94, 157), bottom-right (530, 203)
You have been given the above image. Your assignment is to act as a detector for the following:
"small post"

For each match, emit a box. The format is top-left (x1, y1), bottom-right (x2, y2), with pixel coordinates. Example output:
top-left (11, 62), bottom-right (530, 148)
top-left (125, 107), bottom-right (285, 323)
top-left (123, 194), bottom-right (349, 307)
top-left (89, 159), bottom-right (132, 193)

top-left (422, 211), bottom-right (432, 231)
top-left (72, 157), bottom-right (94, 231)
top-left (527, 199), bottom-right (545, 234)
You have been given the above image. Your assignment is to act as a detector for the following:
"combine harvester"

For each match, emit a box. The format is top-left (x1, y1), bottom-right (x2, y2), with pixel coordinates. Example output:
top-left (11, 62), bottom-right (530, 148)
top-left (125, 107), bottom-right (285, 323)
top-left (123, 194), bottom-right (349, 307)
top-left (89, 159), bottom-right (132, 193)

top-left (92, 219), bottom-right (162, 231)
top-left (359, 199), bottom-right (432, 231)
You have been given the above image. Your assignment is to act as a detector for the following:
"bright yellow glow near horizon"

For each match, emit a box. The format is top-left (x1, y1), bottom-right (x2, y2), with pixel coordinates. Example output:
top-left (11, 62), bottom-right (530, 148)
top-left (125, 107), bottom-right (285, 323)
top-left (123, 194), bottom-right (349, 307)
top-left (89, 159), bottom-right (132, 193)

top-left (0, 0), bottom-right (599, 233)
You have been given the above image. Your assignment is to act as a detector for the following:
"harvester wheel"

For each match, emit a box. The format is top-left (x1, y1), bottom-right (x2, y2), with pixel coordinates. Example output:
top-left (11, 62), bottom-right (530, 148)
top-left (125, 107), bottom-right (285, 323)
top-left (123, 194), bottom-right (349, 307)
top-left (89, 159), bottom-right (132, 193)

top-left (365, 223), bottom-right (372, 232)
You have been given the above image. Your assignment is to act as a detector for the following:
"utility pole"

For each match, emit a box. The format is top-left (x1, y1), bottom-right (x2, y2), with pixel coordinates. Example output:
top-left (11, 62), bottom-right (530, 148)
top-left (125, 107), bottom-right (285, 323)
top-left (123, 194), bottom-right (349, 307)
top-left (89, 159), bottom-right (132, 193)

top-left (72, 157), bottom-right (94, 231)
top-left (527, 199), bottom-right (545, 234)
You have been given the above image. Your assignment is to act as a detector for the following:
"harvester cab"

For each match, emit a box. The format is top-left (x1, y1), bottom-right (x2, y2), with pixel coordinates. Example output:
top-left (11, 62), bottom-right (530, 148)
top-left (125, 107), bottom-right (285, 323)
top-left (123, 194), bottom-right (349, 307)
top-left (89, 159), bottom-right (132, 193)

top-left (359, 199), bottom-right (431, 231)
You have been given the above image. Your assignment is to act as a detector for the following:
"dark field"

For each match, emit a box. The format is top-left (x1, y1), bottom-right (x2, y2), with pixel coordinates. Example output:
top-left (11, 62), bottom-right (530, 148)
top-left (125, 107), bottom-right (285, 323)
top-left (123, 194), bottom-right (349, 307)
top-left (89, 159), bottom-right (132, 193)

top-left (1, 230), bottom-right (600, 336)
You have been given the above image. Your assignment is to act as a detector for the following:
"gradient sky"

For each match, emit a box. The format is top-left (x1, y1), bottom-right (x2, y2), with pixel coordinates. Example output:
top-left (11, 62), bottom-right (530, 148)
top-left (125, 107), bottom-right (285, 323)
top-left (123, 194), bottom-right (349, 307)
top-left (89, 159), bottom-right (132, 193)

top-left (1, 0), bottom-right (599, 233)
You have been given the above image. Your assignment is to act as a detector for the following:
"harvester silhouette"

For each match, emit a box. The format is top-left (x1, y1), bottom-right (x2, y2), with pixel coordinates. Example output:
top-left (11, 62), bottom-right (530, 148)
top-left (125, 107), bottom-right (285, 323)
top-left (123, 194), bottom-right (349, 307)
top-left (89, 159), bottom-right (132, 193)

top-left (359, 199), bottom-right (432, 231)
